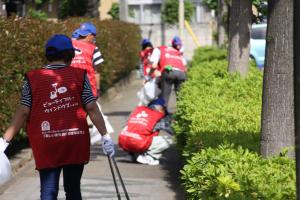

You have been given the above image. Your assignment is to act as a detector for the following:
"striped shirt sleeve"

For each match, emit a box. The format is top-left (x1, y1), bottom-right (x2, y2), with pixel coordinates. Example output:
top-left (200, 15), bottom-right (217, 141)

top-left (20, 77), bottom-right (32, 108)
top-left (20, 73), bottom-right (95, 107)
top-left (93, 46), bottom-right (104, 67)
top-left (82, 73), bottom-right (96, 105)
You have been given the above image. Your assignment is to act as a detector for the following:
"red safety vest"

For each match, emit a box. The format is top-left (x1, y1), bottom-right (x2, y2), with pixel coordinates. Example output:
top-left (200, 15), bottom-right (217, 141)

top-left (140, 48), bottom-right (153, 76)
top-left (159, 46), bottom-right (186, 72)
top-left (118, 106), bottom-right (164, 153)
top-left (26, 67), bottom-right (90, 169)
top-left (71, 40), bottom-right (97, 97)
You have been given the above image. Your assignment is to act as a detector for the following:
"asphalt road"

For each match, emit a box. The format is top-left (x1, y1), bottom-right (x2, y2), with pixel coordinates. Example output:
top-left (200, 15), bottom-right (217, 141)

top-left (0, 74), bottom-right (186, 200)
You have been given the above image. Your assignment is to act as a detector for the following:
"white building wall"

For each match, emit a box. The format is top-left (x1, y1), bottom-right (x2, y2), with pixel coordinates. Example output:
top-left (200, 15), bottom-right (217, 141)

top-left (120, 0), bottom-right (215, 61)
top-left (140, 22), bottom-right (214, 61)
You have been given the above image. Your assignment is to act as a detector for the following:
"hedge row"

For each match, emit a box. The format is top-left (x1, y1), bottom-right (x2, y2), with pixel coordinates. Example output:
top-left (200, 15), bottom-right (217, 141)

top-left (174, 47), bottom-right (296, 199)
top-left (0, 17), bottom-right (141, 139)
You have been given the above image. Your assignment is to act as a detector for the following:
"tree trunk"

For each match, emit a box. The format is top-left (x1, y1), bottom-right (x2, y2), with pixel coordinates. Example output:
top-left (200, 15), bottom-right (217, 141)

top-left (227, 0), bottom-right (252, 77)
top-left (294, 0), bottom-right (300, 198)
top-left (217, 0), bottom-right (228, 47)
top-left (261, 0), bottom-right (294, 157)
top-left (86, 0), bottom-right (99, 17)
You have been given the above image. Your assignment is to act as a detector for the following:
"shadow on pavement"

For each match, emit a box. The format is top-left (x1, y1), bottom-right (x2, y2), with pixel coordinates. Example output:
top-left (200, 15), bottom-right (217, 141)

top-left (105, 111), bottom-right (132, 117)
top-left (160, 146), bottom-right (186, 200)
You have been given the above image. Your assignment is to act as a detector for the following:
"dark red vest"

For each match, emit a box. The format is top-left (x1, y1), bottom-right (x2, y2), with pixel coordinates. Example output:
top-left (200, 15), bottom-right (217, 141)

top-left (71, 40), bottom-right (97, 97)
top-left (140, 48), bottom-right (153, 76)
top-left (26, 67), bottom-right (90, 169)
top-left (159, 46), bottom-right (186, 72)
top-left (118, 106), bottom-right (164, 153)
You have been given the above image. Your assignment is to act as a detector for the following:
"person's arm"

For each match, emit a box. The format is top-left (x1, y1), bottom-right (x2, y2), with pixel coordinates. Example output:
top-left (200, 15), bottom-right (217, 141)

top-left (3, 105), bottom-right (30, 142)
top-left (95, 71), bottom-right (100, 92)
top-left (85, 101), bottom-right (107, 135)
top-left (147, 48), bottom-right (161, 78)
top-left (93, 46), bottom-right (104, 95)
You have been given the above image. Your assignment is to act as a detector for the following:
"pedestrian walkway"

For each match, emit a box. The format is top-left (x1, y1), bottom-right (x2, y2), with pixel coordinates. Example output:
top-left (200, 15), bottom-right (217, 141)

top-left (0, 74), bottom-right (185, 200)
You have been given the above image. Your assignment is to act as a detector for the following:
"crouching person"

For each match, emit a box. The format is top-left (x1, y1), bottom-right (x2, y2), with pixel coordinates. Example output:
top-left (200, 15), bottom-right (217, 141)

top-left (0, 34), bottom-right (115, 200)
top-left (118, 98), bottom-right (173, 165)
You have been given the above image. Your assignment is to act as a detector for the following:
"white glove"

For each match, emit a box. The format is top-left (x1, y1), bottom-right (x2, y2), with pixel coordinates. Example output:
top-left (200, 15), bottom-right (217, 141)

top-left (0, 138), bottom-right (9, 152)
top-left (102, 134), bottom-right (115, 157)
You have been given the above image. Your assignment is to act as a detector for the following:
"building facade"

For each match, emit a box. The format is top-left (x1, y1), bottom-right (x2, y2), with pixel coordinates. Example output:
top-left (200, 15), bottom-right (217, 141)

top-left (119, 0), bottom-right (214, 60)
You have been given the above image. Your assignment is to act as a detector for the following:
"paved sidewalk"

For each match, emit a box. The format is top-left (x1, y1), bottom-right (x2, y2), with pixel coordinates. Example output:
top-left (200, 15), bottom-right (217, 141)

top-left (0, 74), bottom-right (186, 200)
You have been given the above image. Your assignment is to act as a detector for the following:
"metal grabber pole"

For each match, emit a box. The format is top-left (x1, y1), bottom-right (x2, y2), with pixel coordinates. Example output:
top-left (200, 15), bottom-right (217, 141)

top-left (112, 157), bottom-right (130, 200)
top-left (107, 155), bottom-right (121, 200)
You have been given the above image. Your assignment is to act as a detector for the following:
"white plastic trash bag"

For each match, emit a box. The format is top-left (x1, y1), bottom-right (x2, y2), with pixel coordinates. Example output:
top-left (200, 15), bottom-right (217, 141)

top-left (89, 101), bottom-right (115, 145)
top-left (0, 151), bottom-right (12, 185)
top-left (137, 79), bottom-right (161, 106)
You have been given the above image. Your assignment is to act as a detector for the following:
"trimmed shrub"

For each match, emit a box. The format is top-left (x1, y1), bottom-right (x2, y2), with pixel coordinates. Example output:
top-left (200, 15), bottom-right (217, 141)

top-left (174, 47), bottom-right (296, 199)
top-left (174, 57), bottom-right (262, 155)
top-left (181, 145), bottom-right (296, 200)
top-left (0, 17), bottom-right (140, 149)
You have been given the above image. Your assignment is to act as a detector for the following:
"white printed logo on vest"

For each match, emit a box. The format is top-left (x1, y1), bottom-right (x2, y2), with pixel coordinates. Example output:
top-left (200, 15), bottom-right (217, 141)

top-left (74, 48), bottom-right (82, 55)
top-left (50, 83), bottom-right (67, 99)
top-left (136, 111), bottom-right (148, 118)
top-left (41, 121), bottom-right (50, 131)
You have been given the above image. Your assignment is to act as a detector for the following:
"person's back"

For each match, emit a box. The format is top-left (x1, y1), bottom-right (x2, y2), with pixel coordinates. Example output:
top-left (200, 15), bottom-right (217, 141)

top-left (71, 39), bottom-right (98, 97)
top-left (1, 34), bottom-right (115, 200)
top-left (148, 36), bottom-right (187, 107)
top-left (139, 39), bottom-right (154, 79)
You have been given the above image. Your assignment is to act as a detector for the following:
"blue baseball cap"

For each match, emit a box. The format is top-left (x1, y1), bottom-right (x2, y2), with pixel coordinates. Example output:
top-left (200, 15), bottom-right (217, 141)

top-left (45, 34), bottom-right (74, 56)
top-left (150, 98), bottom-right (166, 107)
top-left (71, 29), bottom-right (80, 39)
top-left (76, 22), bottom-right (97, 36)
top-left (141, 38), bottom-right (152, 47)
top-left (172, 36), bottom-right (182, 46)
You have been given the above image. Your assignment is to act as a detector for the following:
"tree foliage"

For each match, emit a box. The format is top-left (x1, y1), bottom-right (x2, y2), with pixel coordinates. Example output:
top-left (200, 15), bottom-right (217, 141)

top-left (161, 0), bottom-right (195, 24)
top-left (203, 0), bottom-right (267, 16)
top-left (59, 0), bottom-right (87, 19)
top-left (108, 3), bottom-right (119, 20)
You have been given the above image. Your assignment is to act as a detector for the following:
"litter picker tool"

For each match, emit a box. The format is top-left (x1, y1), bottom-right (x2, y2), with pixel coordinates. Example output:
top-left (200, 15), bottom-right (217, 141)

top-left (107, 155), bottom-right (130, 200)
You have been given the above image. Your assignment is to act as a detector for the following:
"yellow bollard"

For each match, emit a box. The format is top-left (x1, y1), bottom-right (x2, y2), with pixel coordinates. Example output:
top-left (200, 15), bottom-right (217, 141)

top-left (184, 20), bottom-right (201, 47)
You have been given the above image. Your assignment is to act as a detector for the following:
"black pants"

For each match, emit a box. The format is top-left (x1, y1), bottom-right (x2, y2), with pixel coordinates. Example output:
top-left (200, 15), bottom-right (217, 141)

top-left (159, 70), bottom-right (186, 107)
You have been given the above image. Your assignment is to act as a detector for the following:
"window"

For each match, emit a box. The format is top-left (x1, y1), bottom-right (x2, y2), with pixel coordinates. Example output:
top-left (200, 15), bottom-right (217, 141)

top-left (143, 4), bottom-right (161, 24)
top-left (128, 5), bottom-right (141, 24)
top-left (251, 26), bottom-right (267, 40)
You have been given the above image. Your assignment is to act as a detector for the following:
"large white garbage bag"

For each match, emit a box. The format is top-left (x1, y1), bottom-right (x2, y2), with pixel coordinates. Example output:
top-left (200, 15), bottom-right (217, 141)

top-left (137, 79), bottom-right (161, 106)
top-left (0, 151), bottom-right (12, 185)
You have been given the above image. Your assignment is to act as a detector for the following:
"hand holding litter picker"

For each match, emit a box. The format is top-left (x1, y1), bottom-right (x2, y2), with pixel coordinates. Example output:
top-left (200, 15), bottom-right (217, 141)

top-left (102, 134), bottom-right (115, 157)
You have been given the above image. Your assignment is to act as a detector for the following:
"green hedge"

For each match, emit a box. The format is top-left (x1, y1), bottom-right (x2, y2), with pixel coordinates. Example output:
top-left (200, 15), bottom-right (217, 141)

top-left (181, 145), bottom-right (296, 200)
top-left (0, 17), bottom-right (140, 145)
top-left (174, 50), bottom-right (262, 154)
top-left (174, 47), bottom-right (296, 199)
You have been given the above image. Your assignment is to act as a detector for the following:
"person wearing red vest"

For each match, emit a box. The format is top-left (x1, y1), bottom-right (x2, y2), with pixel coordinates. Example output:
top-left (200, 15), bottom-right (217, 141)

top-left (71, 22), bottom-right (114, 145)
top-left (118, 98), bottom-right (173, 165)
top-left (139, 39), bottom-right (154, 80)
top-left (0, 34), bottom-right (115, 200)
top-left (149, 36), bottom-right (187, 108)
top-left (71, 22), bottom-right (103, 98)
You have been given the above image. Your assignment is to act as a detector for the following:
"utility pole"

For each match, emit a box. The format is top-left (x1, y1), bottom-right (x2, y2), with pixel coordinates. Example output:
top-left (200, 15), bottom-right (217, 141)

top-left (179, 0), bottom-right (184, 39)
top-left (294, 0), bottom-right (300, 198)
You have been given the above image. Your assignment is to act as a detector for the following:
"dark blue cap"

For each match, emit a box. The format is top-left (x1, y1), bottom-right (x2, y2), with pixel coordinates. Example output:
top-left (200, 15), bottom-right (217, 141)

top-left (141, 38), bottom-right (152, 47)
top-left (150, 98), bottom-right (166, 107)
top-left (172, 36), bottom-right (182, 46)
top-left (76, 22), bottom-right (97, 36)
top-left (45, 34), bottom-right (74, 55)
